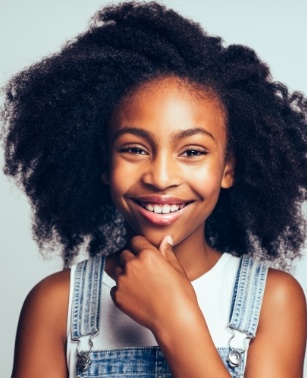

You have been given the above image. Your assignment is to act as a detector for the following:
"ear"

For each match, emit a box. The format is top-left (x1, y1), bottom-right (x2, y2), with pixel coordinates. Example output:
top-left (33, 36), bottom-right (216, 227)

top-left (101, 171), bottom-right (110, 185)
top-left (221, 155), bottom-right (235, 189)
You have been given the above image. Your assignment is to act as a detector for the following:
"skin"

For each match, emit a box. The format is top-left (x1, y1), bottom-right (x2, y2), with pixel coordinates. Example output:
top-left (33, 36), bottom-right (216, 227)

top-left (12, 76), bottom-right (307, 378)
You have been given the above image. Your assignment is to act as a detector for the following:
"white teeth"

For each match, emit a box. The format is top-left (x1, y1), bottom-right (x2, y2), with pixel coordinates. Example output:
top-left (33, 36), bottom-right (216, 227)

top-left (154, 204), bottom-right (162, 213)
top-left (143, 203), bottom-right (182, 214)
top-left (147, 204), bottom-right (154, 212)
top-left (170, 204), bottom-right (179, 212)
top-left (162, 204), bottom-right (171, 214)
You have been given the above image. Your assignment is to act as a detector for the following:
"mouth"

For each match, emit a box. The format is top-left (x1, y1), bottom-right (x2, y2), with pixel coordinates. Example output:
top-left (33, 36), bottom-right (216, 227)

top-left (138, 202), bottom-right (188, 214)
top-left (128, 197), bottom-right (194, 226)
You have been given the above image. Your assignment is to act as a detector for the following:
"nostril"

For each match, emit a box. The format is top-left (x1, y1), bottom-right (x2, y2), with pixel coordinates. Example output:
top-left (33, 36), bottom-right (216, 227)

top-left (141, 165), bottom-right (182, 190)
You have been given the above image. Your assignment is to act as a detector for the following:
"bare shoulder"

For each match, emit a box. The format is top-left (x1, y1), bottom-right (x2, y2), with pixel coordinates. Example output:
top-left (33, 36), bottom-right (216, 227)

top-left (27, 268), bottom-right (70, 298)
top-left (26, 269), bottom-right (71, 302)
top-left (22, 269), bottom-right (71, 336)
top-left (262, 268), bottom-right (306, 320)
top-left (12, 269), bottom-right (71, 378)
top-left (245, 268), bottom-right (307, 377)
top-left (259, 268), bottom-right (307, 336)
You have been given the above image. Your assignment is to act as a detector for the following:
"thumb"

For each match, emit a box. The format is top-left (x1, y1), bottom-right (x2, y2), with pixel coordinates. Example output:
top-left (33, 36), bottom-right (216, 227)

top-left (159, 235), bottom-right (184, 273)
top-left (159, 235), bottom-right (173, 258)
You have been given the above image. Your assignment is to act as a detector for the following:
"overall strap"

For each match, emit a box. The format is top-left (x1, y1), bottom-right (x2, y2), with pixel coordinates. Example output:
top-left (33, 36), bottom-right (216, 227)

top-left (71, 255), bottom-right (105, 339)
top-left (229, 255), bottom-right (269, 338)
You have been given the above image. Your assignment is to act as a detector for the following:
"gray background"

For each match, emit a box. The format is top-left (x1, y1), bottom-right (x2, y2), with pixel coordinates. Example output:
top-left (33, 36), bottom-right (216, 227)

top-left (1, 0), bottom-right (306, 376)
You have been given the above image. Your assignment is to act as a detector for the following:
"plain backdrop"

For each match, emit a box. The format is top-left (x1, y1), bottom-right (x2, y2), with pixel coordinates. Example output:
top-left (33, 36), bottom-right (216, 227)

top-left (1, 0), bottom-right (306, 376)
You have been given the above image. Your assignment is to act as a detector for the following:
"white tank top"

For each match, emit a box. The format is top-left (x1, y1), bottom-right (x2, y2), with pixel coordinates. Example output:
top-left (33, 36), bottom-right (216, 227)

top-left (66, 253), bottom-right (243, 375)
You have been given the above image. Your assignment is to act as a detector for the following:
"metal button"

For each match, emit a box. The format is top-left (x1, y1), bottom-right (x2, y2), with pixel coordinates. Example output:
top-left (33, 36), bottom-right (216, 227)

top-left (227, 350), bottom-right (242, 367)
top-left (77, 353), bottom-right (91, 370)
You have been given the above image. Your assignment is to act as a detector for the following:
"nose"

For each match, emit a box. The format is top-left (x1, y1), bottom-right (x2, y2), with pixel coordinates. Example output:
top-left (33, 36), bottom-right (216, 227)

top-left (141, 153), bottom-right (182, 190)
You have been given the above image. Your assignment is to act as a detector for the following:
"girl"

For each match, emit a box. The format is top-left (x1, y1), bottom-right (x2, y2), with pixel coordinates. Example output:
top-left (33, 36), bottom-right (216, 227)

top-left (2, 1), bottom-right (307, 377)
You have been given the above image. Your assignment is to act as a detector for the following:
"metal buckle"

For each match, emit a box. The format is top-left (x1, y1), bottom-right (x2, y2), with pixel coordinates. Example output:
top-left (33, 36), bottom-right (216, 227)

top-left (227, 349), bottom-right (243, 367)
top-left (72, 331), bottom-right (99, 372)
top-left (227, 327), bottom-right (251, 368)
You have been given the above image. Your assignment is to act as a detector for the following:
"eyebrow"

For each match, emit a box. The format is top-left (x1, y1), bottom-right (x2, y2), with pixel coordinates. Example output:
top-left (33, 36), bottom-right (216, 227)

top-left (171, 128), bottom-right (215, 142)
top-left (112, 126), bottom-right (215, 144)
top-left (112, 127), bottom-right (157, 144)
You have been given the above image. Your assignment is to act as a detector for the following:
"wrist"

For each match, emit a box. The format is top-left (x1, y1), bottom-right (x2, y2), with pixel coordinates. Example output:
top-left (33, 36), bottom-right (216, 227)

top-left (152, 308), bottom-right (231, 378)
top-left (152, 305), bottom-right (207, 347)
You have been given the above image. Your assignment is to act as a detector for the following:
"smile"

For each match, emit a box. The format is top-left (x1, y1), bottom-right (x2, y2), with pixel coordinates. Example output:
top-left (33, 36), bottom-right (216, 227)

top-left (140, 202), bottom-right (187, 214)
top-left (129, 196), bottom-right (194, 226)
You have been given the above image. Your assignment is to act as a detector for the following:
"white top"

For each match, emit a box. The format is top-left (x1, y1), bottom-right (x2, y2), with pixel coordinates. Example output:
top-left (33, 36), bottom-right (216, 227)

top-left (66, 253), bottom-right (245, 376)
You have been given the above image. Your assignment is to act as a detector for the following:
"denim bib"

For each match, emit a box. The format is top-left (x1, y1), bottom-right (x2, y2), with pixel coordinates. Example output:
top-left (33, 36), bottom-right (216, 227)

top-left (71, 255), bottom-right (268, 378)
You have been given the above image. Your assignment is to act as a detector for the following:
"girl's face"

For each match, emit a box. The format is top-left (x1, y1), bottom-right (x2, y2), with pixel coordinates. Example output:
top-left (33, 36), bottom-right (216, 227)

top-left (106, 76), bottom-right (234, 248)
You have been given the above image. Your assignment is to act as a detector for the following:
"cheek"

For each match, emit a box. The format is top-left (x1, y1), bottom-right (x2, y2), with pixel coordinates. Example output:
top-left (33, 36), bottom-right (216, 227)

top-left (108, 161), bottom-right (124, 203)
top-left (188, 162), bottom-right (225, 196)
top-left (108, 159), bottom-right (139, 209)
top-left (109, 154), bottom-right (126, 185)
top-left (109, 172), bottom-right (125, 203)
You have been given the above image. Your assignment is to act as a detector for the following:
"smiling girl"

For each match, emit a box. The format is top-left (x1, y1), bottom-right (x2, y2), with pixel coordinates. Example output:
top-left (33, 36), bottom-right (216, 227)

top-left (2, 2), bottom-right (307, 378)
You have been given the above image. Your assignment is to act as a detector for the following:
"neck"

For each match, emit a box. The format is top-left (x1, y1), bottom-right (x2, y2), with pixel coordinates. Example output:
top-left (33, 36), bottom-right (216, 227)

top-left (172, 229), bottom-right (221, 281)
top-left (106, 225), bottom-right (222, 282)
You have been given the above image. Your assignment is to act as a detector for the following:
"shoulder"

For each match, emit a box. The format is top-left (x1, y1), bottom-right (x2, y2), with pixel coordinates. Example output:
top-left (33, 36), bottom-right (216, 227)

top-left (12, 270), bottom-right (71, 377)
top-left (20, 269), bottom-right (71, 342)
top-left (259, 267), bottom-right (306, 332)
top-left (263, 268), bottom-right (306, 319)
top-left (244, 268), bottom-right (306, 376)
top-left (24, 269), bottom-right (70, 307)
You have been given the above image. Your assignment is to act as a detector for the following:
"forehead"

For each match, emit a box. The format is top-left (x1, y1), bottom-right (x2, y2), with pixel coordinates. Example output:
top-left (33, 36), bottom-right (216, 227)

top-left (109, 76), bottom-right (227, 142)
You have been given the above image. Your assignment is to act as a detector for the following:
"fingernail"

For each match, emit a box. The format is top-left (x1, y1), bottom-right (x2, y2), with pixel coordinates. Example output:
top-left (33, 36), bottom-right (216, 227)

top-left (166, 235), bottom-right (173, 246)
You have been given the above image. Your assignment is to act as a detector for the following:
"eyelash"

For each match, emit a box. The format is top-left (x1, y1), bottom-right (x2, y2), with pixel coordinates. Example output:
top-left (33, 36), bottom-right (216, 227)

top-left (119, 145), bottom-right (148, 155)
top-left (181, 147), bottom-right (208, 157)
top-left (119, 145), bottom-right (208, 157)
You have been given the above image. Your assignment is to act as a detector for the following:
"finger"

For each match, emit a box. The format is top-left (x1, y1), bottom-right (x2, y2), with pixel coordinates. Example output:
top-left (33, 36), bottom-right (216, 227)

top-left (129, 235), bottom-right (158, 255)
top-left (159, 235), bottom-right (173, 257)
top-left (110, 286), bottom-right (125, 313)
top-left (113, 265), bottom-right (124, 281)
top-left (110, 286), bottom-right (118, 305)
top-left (159, 235), bottom-right (184, 273)
top-left (119, 249), bottom-right (135, 267)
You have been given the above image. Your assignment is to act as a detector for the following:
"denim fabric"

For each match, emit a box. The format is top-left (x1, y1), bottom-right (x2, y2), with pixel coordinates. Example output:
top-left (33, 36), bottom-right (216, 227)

top-left (74, 347), bottom-right (245, 378)
top-left (228, 256), bottom-right (268, 337)
top-left (71, 255), bottom-right (268, 378)
top-left (72, 257), bottom-right (104, 339)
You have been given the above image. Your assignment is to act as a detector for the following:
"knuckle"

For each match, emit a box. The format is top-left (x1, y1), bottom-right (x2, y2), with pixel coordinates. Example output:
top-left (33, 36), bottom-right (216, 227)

top-left (112, 291), bottom-right (124, 308)
top-left (116, 275), bottom-right (125, 287)
top-left (140, 247), bottom-right (153, 256)
top-left (120, 250), bottom-right (129, 264)
top-left (139, 247), bottom-right (156, 262)
top-left (124, 258), bottom-right (139, 274)
top-left (130, 235), bottom-right (143, 245)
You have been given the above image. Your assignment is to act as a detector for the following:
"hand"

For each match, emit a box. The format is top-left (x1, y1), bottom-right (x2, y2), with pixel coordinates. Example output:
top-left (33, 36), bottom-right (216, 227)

top-left (111, 236), bottom-right (232, 378)
top-left (110, 235), bottom-right (199, 335)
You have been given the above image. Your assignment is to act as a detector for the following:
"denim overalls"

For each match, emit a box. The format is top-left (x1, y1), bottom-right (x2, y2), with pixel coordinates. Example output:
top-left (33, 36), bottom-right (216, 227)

top-left (70, 254), bottom-right (268, 378)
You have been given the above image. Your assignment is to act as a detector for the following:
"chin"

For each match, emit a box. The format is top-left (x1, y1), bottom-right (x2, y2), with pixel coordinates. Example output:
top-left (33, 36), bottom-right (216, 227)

top-left (141, 233), bottom-right (165, 248)
top-left (130, 226), bottom-right (172, 248)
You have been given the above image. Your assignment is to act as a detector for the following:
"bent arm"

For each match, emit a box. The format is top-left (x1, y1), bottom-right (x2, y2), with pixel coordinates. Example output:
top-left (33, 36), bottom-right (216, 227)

top-left (154, 268), bottom-right (307, 378)
top-left (245, 269), bottom-right (307, 378)
top-left (153, 307), bottom-right (231, 378)
top-left (11, 270), bottom-right (70, 378)
top-left (111, 236), bottom-right (231, 378)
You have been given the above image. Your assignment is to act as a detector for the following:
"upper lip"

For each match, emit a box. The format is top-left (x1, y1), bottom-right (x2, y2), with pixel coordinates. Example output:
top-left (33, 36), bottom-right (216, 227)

top-left (130, 195), bottom-right (194, 204)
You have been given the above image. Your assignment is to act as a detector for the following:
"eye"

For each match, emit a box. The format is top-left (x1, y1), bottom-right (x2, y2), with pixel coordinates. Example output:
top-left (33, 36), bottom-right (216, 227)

top-left (119, 145), bottom-right (148, 155)
top-left (181, 147), bottom-right (207, 157)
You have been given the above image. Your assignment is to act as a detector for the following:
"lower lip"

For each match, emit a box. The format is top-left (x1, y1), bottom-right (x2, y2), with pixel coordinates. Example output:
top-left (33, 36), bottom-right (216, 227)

top-left (134, 202), bottom-right (189, 226)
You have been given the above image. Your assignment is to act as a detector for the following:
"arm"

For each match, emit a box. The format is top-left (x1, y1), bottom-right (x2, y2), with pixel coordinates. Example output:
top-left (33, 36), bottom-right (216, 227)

top-left (152, 302), bottom-right (231, 378)
top-left (110, 236), bottom-right (231, 378)
top-left (11, 270), bottom-right (70, 378)
top-left (245, 268), bottom-right (307, 378)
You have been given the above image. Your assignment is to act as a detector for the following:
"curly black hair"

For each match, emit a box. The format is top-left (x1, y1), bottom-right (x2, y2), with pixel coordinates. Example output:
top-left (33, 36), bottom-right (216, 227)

top-left (1, 1), bottom-right (306, 269)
